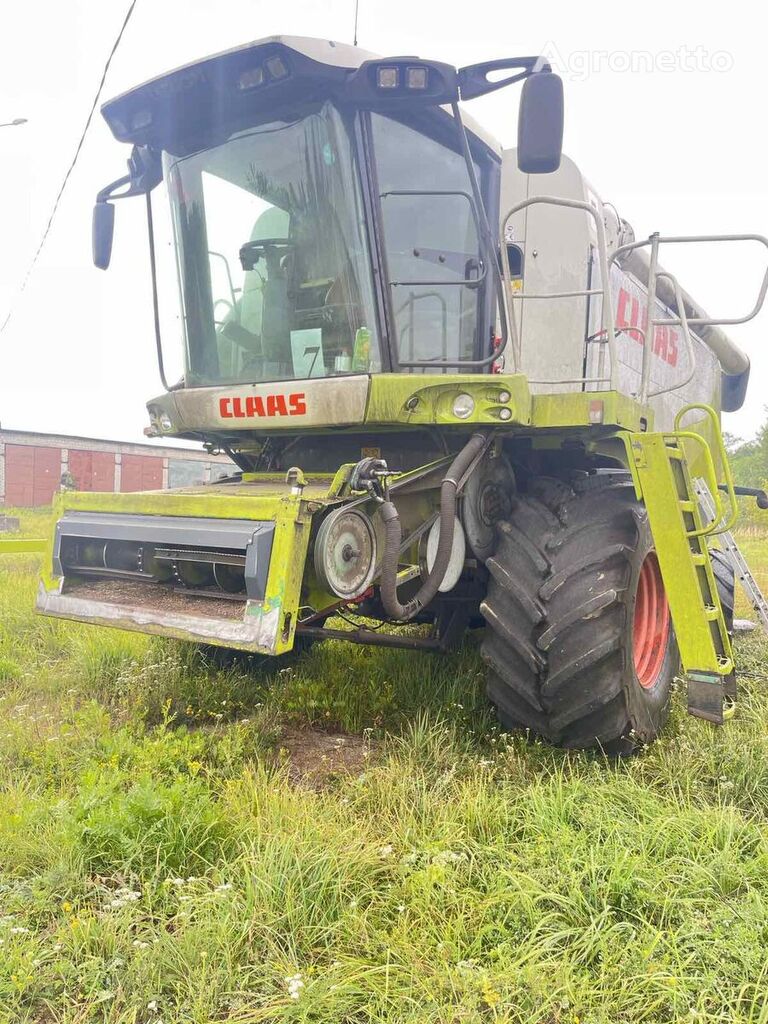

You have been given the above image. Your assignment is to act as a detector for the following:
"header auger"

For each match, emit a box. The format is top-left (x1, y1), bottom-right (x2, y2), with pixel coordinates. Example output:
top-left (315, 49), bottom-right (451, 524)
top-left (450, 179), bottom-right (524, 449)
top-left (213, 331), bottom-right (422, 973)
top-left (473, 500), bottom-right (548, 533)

top-left (23, 35), bottom-right (768, 752)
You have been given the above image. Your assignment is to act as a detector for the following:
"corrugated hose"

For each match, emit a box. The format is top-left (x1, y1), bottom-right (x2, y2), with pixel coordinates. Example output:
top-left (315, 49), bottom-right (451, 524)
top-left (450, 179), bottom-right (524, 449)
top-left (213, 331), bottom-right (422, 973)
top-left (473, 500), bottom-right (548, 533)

top-left (378, 431), bottom-right (488, 622)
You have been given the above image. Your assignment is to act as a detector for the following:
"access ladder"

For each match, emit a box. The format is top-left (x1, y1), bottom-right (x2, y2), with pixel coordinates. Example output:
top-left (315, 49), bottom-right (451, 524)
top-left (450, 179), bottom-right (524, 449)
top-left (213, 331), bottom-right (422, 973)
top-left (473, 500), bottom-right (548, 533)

top-left (627, 405), bottom-right (737, 724)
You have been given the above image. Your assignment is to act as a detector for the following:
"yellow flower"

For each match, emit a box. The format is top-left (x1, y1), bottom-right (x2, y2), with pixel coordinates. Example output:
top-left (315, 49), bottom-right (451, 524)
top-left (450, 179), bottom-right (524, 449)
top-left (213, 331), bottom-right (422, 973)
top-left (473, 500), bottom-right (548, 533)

top-left (62, 901), bottom-right (72, 913)
top-left (481, 981), bottom-right (501, 1008)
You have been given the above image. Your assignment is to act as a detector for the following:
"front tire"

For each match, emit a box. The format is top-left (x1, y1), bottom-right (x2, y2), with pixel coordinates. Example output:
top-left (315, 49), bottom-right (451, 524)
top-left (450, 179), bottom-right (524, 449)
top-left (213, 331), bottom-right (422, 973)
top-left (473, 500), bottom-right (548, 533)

top-left (480, 476), bottom-right (680, 754)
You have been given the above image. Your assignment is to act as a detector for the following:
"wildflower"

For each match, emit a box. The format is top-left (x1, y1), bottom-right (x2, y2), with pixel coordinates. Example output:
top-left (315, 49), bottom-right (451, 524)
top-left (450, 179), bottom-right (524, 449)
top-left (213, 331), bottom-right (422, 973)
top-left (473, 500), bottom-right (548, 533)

top-left (215, 883), bottom-right (232, 893)
top-left (285, 973), bottom-right (304, 1000)
top-left (107, 888), bottom-right (141, 909)
top-left (10, 926), bottom-right (30, 935)
top-left (378, 844), bottom-right (394, 859)
top-left (147, 1000), bottom-right (159, 1011)
top-left (431, 850), bottom-right (467, 867)
top-left (133, 940), bottom-right (150, 949)
top-left (396, 905), bottom-right (406, 913)
top-left (481, 980), bottom-right (502, 1008)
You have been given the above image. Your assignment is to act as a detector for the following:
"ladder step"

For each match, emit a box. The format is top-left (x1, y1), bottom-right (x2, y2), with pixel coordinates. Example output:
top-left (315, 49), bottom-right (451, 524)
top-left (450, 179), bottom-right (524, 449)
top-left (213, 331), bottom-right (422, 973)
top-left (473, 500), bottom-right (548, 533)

top-left (679, 500), bottom-right (696, 513)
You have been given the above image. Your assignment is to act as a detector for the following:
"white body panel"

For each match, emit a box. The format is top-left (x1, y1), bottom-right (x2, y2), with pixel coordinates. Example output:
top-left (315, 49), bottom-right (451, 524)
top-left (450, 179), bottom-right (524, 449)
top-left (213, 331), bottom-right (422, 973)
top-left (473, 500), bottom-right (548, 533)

top-left (500, 153), bottom-right (720, 428)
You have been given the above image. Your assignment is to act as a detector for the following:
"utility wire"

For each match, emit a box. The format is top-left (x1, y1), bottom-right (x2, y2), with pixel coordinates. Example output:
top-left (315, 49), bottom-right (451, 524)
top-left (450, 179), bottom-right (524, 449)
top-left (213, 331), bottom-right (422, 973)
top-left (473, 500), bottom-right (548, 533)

top-left (0, 0), bottom-right (139, 334)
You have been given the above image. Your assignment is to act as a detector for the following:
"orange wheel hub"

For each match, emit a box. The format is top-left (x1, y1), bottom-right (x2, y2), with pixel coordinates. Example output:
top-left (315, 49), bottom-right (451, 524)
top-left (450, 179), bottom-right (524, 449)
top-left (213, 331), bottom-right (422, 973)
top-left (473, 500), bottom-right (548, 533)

top-left (632, 552), bottom-right (671, 689)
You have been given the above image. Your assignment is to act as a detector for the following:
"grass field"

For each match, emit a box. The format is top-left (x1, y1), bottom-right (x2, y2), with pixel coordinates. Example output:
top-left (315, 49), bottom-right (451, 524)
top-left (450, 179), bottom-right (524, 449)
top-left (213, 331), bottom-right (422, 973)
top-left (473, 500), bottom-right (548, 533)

top-left (2, 510), bottom-right (768, 1023)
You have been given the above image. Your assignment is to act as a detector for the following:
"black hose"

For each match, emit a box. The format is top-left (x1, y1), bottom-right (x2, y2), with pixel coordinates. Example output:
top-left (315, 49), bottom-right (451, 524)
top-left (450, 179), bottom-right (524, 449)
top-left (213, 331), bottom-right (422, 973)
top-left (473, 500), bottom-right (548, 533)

top-left (379, 432), bottom-right (488, 622)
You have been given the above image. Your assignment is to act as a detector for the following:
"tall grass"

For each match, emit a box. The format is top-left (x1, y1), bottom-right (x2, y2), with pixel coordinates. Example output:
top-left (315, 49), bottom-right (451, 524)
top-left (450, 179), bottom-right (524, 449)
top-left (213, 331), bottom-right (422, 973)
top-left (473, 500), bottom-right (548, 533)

top-left (1, 511), bottom-right (768, 1021)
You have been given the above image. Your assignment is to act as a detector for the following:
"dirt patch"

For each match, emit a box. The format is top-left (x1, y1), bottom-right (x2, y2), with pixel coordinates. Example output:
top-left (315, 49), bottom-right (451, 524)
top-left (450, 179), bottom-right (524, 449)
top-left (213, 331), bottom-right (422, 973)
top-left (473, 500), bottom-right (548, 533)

top-left (278, 727), bottom-right (378, 789)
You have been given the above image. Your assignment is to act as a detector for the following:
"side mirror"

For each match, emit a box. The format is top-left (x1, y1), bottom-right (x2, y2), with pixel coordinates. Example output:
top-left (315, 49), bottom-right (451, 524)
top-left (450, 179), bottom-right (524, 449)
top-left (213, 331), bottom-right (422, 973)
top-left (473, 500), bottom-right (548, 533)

top-left (92, 201), bottom-right (115, 270)
top-left (517, 72), bottom-right (564, 174)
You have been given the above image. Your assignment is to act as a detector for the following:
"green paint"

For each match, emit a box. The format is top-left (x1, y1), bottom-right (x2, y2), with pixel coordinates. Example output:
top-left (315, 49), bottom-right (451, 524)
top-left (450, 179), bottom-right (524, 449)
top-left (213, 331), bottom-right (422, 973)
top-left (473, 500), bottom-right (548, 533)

top-left (0, 538), bottom-right (47, 554)
top-left (627, 426), bottom-right (734, 680)
top-left (365, 374), bottom-right (532, 426)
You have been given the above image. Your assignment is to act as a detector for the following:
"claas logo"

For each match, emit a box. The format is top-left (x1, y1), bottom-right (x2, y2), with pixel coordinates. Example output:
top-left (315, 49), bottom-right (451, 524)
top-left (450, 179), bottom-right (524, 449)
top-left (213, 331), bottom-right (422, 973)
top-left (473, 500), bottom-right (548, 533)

top-left (219, 393), bottom-right (307, 419)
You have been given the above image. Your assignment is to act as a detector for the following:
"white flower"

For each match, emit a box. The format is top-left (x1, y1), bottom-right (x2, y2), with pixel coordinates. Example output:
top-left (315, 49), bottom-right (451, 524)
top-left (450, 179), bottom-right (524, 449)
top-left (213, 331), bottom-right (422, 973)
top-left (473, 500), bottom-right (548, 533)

top-left (133, 940), bottom-right (150, 949)
top-left (378, 844), bottom-right (394, 859)
top-left (215, 883), bottom-right (232, 893)
top-left (107, 888), bottom-right (141, 909)
top-left (431, 850), bottom-right (467, 867)
top-left (396, 905), bottom-right (406, 913)
top-left (10, 926), bottom-right (30, 934)
top-left (285, 973), bottom-right (304, 1000)
top-left (147, 1000), bottom-right (159, 1011)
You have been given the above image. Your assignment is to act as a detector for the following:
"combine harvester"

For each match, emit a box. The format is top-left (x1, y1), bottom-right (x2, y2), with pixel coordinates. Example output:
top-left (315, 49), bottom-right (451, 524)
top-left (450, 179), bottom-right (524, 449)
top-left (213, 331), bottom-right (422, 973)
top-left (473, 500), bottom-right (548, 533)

top-left (9, 37), bottom-right (768, 752)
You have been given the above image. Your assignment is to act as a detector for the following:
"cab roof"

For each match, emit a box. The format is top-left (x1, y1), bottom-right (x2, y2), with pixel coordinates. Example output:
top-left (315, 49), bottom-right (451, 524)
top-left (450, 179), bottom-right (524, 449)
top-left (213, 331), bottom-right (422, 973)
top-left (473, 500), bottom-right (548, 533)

top-left (101, 34), bottom-right (503, 158)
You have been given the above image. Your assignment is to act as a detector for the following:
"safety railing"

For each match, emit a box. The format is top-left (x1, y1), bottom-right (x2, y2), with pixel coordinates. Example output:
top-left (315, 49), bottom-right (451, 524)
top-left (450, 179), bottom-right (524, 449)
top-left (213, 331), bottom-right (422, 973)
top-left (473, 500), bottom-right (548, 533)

top-left (500, 195), bottom-right (618, 388)
top-left (672, 403), bottom-right (739, 537)
top-left (609, 233), bottom-right (768, 404)
top-left (500, 194), bottom-right (768, 401)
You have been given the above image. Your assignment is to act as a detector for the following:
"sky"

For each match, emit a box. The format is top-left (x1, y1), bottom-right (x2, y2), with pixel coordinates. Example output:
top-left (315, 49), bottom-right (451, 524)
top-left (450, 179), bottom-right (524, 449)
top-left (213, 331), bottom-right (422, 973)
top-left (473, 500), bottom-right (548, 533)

top-left (1, 0), bottom-right (766, 446)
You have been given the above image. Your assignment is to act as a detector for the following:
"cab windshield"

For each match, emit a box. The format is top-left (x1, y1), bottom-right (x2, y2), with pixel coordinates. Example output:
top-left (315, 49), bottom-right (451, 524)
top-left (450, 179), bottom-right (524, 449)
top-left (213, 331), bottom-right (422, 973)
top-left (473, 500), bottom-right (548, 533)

top-left (166, 103), bottom-right (381, 386)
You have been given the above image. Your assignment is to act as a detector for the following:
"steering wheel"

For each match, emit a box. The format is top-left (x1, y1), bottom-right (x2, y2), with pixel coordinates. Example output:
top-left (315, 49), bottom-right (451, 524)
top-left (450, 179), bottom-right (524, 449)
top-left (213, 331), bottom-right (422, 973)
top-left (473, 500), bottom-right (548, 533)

top-left (239, 238), bottom-right (294, 271)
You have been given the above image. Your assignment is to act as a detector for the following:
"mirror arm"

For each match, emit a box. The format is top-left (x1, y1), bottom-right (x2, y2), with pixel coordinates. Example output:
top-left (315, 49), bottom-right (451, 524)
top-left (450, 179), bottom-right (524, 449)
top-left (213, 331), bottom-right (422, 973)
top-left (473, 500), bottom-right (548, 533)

top-left (96, 172), bottom-right (133, 205)
top-left (458, 56), bottom-right (551, 101)
top-left (97, 146), bottom-right (163, 206)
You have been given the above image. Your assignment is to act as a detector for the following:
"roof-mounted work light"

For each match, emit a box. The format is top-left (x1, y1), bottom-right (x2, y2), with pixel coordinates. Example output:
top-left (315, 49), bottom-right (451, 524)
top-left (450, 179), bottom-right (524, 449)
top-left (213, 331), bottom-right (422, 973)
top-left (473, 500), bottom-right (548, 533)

top-left (348, 58), bottom-right (460, 107)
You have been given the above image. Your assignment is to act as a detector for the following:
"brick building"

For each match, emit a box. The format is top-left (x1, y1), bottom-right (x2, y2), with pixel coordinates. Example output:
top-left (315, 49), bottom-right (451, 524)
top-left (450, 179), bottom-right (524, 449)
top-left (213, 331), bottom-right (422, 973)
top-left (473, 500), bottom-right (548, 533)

top-left (0, 429), bottom-right (233, 507)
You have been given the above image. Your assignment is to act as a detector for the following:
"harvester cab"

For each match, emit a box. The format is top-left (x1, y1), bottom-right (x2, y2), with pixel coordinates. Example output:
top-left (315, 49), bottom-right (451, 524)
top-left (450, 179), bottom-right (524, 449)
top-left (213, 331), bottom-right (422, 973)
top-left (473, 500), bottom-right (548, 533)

top-left (36, 36), bottom-right (768, 752)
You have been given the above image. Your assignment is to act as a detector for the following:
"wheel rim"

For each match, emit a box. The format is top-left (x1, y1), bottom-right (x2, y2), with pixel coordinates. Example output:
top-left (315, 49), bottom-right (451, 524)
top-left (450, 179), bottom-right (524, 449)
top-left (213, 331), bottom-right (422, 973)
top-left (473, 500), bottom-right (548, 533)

top-left (633, 552), bottom-right (671, 689)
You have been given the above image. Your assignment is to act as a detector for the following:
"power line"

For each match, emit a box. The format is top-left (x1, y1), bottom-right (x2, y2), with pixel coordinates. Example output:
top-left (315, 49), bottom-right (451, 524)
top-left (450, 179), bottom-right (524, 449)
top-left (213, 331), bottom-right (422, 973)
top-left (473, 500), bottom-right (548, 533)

top-left (0, 0), bottom-right (139, 334)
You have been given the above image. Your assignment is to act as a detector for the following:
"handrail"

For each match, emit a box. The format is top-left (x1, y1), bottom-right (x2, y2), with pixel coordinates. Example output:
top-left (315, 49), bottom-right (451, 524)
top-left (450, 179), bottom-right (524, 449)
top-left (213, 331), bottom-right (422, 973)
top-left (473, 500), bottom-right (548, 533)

top-left (632, 269), bottom-right (697, 402)
top-left (500, 197), bottom-right (768, 399)
top-left (500, 195), bottom-right (618, 386)
top-left (613, 233), bottom-right (768, 329)
top-left (610, 233), bottom-right (768, 398)
top-left (673, 403), bottom-right (739, 537)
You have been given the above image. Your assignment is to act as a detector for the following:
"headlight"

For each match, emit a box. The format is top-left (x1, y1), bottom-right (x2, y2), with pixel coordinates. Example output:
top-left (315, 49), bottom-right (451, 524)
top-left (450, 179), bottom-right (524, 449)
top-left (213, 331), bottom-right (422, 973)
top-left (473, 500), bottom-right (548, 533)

top-left (452, 393), bottom-right (475, 420)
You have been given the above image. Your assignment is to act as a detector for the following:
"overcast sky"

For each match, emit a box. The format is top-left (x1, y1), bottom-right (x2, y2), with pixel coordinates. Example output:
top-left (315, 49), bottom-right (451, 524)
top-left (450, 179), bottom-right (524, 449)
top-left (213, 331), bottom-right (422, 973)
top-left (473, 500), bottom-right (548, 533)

top-left (1, 0), bottom-right (766, 446)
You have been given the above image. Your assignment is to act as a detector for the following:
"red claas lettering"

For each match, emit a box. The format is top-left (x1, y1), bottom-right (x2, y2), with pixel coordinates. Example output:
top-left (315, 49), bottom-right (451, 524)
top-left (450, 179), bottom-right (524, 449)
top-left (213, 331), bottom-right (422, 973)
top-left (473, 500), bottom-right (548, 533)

top-left (219, 392), bottom-right (306, 419)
